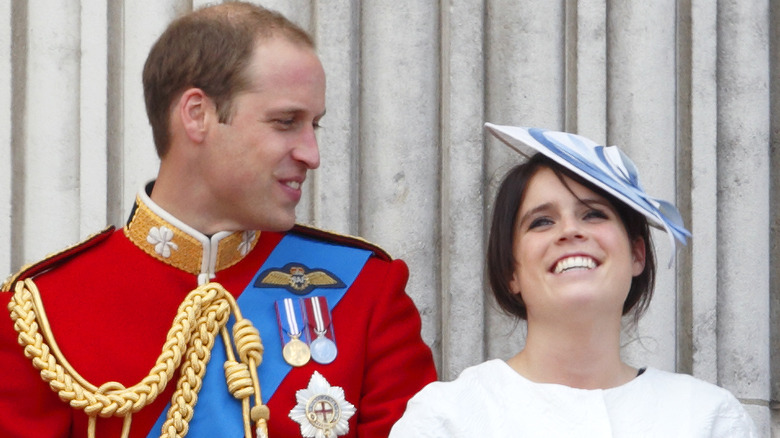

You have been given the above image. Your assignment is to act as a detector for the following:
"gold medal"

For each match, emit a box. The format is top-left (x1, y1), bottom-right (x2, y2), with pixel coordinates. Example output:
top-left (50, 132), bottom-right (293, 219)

top-left (277, 298), bottom-right (311, 367)
top-left (283, 335), bottom-right (311, 367)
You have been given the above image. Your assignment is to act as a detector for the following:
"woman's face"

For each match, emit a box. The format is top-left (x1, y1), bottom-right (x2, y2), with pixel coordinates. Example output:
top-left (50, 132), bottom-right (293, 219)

top-left (509, 167), bottom-right (646, 321)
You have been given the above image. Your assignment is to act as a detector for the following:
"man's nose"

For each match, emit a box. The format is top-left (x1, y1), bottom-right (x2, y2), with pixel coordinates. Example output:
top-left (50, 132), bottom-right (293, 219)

top-left (293, 127), bottom-right (320, 169)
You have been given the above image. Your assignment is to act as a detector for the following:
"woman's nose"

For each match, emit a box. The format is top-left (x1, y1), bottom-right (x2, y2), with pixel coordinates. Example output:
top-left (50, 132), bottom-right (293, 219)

top-left (557, 216), bottom-right (585, 242)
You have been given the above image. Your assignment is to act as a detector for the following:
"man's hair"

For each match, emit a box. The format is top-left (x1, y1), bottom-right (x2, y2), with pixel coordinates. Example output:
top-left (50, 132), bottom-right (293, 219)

top-left (486, 153), bottom-right (656, 323)
top-left (142, 2), bottom-right (314, 157)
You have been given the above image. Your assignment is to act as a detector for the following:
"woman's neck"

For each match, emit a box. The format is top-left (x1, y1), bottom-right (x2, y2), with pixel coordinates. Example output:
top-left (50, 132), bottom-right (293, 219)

top-left (506, 316), bottom-right (637, 390)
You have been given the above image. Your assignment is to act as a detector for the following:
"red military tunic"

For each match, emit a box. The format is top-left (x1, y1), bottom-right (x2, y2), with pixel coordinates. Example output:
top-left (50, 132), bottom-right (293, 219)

top-left (0, 191), bottom-right (436, 437)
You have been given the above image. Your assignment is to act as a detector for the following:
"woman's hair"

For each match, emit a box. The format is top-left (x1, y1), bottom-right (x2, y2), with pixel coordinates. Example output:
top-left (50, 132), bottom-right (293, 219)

top-left (486, 153), bottom-right (656, 322)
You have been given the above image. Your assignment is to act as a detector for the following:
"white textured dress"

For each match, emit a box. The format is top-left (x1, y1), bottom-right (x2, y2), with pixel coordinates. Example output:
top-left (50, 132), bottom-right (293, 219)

top-left (390, 359), bottom-right (756, 437)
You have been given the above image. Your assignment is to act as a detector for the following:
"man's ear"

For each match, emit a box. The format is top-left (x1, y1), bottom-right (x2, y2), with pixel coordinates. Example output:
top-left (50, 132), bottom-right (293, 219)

top-left (177, 88), bottom-right (212, 144)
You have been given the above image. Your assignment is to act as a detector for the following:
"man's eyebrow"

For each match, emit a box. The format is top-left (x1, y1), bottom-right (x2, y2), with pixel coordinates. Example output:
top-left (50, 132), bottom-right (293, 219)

top-left (267, 108), bottom-right (327, 118)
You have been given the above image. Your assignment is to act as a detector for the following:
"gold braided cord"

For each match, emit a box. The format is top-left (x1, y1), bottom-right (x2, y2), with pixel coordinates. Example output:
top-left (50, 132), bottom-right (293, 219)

top-left (8, 278), bottom-right (269, 438)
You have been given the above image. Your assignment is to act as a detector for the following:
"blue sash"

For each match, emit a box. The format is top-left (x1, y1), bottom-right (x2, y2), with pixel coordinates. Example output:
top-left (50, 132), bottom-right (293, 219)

top-left (148, 233), bottom-right (372, 437)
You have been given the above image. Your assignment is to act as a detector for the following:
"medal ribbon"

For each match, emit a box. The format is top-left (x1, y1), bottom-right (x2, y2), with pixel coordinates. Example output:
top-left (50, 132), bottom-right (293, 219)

top-left (280, 298), bottom-right (303, 339)
top-left (307, 296), bottom-right (331, 336)
top-left (147, 233), bottom-right (372, 438)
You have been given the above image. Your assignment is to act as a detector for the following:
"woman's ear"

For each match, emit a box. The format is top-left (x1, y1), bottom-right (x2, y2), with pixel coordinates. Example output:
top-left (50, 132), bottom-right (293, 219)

top-left (631, 236), bottom-right (646, 276)
top-left (509, 267), bottom-right (522, 295)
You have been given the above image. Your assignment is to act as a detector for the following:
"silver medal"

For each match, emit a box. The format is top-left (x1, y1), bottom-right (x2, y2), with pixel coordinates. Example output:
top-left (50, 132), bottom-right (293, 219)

top-left (310, 332), bottom-right (338, 364)
top-left (307, 296), bottom-right (338, 365)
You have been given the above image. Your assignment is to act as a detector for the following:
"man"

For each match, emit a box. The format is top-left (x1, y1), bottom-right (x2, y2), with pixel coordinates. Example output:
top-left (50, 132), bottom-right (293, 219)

top-left (0, 3), bottom-right (436, 437)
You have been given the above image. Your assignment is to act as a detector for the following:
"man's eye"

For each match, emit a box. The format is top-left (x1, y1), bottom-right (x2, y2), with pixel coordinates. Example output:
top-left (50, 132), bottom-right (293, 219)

top-left (275, 119), bottom-right (296, 128)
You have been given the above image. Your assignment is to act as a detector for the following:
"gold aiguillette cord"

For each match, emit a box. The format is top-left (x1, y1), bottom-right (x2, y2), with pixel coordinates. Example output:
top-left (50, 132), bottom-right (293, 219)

top-left (7, 279), bottom-right (270, 438)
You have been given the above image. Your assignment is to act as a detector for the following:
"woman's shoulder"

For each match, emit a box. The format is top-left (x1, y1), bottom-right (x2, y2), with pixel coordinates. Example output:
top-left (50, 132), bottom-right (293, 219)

top-left (605, 368), bottom-right (758, 436)
top-left (636, 367), bottom-right (748, 410)
top-left (417, 359), bottom-right (511, 396)
top-left (457, 358), bottom-right (510, 378)
top-left (636, 368), bottom-right (756, 430)
top-left (400, 359), bottom-right (519, 416)
top-left (640, 367), bottom-right (738, 399)
top-left (389, 360), bottom-right (519, 437)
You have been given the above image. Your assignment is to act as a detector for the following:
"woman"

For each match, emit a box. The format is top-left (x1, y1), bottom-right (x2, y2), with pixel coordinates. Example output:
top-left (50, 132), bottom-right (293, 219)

top-left (390, 124), bottom-right (757, 437)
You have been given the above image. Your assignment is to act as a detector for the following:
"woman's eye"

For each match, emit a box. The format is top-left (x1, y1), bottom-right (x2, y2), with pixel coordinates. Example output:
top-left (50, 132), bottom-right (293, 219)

top-left (584, 209), bottom-right (608, 220)
top-left (528, 217), bottom-right (553, 229)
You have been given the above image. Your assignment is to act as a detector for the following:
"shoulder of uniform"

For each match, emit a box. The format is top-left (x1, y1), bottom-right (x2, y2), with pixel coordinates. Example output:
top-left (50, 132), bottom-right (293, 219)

top-left (290, 224), bottom-right (392, 262)
top-left (1, 227), bottom-right (116, 292)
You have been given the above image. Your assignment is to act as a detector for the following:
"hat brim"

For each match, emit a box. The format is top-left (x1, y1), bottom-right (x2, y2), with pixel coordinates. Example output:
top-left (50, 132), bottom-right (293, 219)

top-left (484, 123), bottom-right (691, 249)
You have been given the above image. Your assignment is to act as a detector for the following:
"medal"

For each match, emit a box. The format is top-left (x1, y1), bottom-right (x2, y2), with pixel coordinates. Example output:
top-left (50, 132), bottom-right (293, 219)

top-left (310, 335), bottom-right (337, 365)
top-left (276, 298), bottom-right (311, 367)
top-left (304, 296), bottom-right (338, 364)
top-left (289, 371), bottom-right (355, 438)
top-left (283, 335), bottom-right (311, 367)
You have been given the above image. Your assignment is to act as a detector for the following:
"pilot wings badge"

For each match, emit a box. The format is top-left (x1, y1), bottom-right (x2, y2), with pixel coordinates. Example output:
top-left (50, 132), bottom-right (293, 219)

top-left (254, 263), bottom-right (345, 295)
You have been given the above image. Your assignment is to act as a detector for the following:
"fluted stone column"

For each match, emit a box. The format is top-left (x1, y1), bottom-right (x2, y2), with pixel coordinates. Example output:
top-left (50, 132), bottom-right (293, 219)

top-left (79, 1), bottom-right (109, 236)
top-left (440, 0), bottom-right (487, 380)
top-left (687, 0), bottom-right (720, 385)
top-left (360, 1), bottom-right (441, 351)
top-left (717, 0), bottom-right (772, 434)
top-left (0, 1), bottom-right (11, 276)
top-left (23, 1), bottom-right (82, 262)
top-left (310, 0), bottom-right (361, 235)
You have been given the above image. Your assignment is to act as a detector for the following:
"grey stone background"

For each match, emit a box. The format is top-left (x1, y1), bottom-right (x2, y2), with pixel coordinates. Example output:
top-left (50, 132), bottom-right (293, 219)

top-left (0, 0), bottom-right (777, 435)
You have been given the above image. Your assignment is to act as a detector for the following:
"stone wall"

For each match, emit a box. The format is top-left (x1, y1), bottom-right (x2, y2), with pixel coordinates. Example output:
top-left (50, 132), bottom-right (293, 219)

top-left (1, 0), bottom-right (776, 434)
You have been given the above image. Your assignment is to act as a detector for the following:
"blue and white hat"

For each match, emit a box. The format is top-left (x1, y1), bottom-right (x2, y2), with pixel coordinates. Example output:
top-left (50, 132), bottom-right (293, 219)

top-left (484, 123), bottom-right (690, 261)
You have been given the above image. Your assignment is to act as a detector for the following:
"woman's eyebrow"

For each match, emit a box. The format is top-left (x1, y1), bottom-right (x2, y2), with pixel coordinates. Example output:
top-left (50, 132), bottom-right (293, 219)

top-left (518, 202), bottom-right (553, 227)
top-left (576, 197), bottom-right (612, 209)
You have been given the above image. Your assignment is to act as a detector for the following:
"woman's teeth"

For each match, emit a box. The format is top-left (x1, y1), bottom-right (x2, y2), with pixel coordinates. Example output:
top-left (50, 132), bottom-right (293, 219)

top-left (553, 256), bottom-right (596, 274)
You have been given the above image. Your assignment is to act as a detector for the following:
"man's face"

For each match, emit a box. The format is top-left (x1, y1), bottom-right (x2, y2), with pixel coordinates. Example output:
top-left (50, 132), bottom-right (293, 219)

top-left (198, 37), bottom-right (326, 232)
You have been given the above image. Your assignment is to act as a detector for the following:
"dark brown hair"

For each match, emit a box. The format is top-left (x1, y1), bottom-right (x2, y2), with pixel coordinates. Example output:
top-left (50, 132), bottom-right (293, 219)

top-left (142, 2), bottom-right (314, 157)
top-left (486, 153), bottom-right (656, 322)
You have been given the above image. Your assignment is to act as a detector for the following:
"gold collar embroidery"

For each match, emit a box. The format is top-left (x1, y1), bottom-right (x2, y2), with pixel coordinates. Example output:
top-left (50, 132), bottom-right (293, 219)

top-left (124, 194), bottom-right (260, 277)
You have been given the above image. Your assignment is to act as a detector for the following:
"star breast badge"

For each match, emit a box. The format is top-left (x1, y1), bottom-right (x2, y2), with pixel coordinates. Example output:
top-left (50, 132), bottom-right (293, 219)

top-left (254, 263), bottom-right (345, 295)
top-left (289, 371), bottom-right (355, 438)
